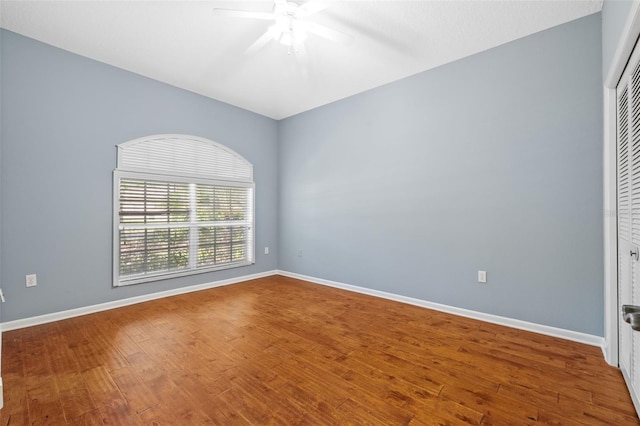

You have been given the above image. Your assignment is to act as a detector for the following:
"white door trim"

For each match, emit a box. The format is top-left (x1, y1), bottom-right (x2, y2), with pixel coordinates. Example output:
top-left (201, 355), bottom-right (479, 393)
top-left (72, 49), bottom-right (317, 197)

top-left (604, 1), bottom-right (640, 366)
top-left (604, 85), bottom-right (618, 366)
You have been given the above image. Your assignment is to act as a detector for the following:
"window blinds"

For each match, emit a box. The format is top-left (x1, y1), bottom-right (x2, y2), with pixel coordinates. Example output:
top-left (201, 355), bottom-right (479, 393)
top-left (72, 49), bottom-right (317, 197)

top-left (117, 135), bottom-right (253, 182)
top-left (114, 135), bottom-right (254, 287)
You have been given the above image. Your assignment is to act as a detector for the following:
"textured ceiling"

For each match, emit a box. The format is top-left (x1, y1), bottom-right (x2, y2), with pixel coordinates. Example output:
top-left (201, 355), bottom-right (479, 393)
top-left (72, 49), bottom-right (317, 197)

top-left (0, 1), bottom-right (603, 119)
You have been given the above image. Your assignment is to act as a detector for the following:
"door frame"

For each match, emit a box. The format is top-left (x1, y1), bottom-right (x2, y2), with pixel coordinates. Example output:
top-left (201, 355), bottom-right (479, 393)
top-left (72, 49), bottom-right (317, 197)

top-left (604, 1), bottom-right (640, 367)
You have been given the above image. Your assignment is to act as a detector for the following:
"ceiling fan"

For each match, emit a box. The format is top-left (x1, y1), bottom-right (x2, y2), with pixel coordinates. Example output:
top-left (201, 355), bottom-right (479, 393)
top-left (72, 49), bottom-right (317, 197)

top-left (213, 0), bottom-right (353, 58)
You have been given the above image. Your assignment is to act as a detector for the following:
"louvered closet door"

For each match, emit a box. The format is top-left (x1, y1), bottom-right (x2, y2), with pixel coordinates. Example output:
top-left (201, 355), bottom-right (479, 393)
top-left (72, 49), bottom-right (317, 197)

top-left (619, 81), bottom-right (632, 386)
top-left (618, 40), bottom-right (640, 414)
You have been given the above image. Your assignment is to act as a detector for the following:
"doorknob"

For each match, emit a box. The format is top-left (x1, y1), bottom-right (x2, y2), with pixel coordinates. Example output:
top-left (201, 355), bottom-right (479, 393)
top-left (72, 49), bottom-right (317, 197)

top-left (631, 249), bottom-right (639, 261)
top-left (623, 305), bottom-right (640, 331)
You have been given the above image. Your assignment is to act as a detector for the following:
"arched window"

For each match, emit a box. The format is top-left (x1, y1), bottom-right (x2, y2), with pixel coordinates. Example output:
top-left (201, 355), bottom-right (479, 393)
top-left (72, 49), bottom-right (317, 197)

top-left (113, 134), bottom-right (254, 287)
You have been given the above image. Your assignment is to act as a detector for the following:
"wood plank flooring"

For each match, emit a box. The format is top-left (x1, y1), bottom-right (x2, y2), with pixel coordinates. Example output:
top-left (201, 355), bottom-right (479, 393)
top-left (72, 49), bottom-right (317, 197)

top-left (1, 275), bottom-right (637, 425)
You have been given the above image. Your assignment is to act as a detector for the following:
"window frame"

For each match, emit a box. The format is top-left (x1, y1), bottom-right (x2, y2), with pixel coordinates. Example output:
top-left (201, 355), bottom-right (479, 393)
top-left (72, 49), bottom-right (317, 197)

top-left (112, 134), bottom-right (255, 288)
top-left (113, 170), bottom-right (255, 287)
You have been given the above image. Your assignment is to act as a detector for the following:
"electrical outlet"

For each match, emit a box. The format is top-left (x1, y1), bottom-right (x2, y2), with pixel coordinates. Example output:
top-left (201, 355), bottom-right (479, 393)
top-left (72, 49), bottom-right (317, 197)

top-left (478, 270), bottom-right (487, 283)
top-left (26, 274), bottom-right (37, 288)
top-left (264, 247), bottom-right (270, 255)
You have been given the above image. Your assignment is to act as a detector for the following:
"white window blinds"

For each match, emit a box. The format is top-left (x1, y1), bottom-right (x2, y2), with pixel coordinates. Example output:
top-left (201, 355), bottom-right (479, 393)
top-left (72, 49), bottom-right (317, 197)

top-left (113, 135), bottom-right (254, 287)
top-left (117, 134), bottom-right (252, 181)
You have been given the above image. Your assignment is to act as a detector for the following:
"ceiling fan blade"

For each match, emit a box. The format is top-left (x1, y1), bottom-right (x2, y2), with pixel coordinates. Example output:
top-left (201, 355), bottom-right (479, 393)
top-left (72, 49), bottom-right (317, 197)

top-left (302, 21), bottom-right (353, 45)
top-left (245, 30), bottom-right (275, 55)
top-left (295, 1), bottom-right (328, 18)
top-left (212, 8), bottom-right (274, 20)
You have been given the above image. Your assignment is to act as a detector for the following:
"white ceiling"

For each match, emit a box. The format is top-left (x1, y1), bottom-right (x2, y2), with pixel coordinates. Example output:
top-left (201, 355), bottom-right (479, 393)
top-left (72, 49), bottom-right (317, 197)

top-left (0, 0), bottom-right (603, 120)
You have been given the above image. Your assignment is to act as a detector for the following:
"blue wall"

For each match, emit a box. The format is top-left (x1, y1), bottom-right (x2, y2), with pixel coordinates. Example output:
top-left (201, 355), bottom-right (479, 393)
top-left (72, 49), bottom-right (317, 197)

top-left (1, 30), bottom-right (279, 321)
top-left (0, 29), bottom-right (3, 323)
top-left (1, 13), bottom-right (606, 336)
top-left (278, 14), bottom-right (604, 335)
top-left (602, 0), bottom-right (634, 79)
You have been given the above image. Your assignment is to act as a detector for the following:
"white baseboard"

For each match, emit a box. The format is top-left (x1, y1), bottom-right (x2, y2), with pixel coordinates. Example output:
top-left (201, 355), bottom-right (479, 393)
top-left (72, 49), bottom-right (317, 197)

top-left (277, 270), bottom-right (606, 350)
top-left (1, 270), bottom-right (278, 332)
top-left (1, 269), bottom-right (606, 353)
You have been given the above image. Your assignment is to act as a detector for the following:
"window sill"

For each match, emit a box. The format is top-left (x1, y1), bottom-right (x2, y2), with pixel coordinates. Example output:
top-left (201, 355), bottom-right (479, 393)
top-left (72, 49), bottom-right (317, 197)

top-left (114, 260), bottom-right (255, 287)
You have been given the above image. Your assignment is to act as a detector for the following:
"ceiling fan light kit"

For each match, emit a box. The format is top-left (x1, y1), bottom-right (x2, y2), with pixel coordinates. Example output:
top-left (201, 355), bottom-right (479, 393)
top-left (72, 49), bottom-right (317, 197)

top-left (269, 15), bottom-right (307, 52)
top-left (213, 0), bottom-right (351, 57)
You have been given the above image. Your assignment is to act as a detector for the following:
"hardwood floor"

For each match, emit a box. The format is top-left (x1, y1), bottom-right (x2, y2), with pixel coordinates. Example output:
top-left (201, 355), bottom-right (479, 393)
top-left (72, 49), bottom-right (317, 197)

top-left (0, 275), bottom-right (637, 425)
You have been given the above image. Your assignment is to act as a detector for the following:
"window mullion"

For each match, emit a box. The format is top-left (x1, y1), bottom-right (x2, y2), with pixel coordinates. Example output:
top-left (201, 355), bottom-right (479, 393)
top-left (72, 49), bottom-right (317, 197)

top-left (166, 182), bottom-right (171, 272)
top-left (189, 183), bottom-right (198, 269)
top-left (143, 183), bottom-right (149, 274)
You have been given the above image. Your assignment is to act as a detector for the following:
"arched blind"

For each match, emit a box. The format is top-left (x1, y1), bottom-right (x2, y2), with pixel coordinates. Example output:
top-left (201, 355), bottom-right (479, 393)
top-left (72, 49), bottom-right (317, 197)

top-left (113, 134), bottom-right (255, 287)
top-left (117, 134), bottom-right (253, 182)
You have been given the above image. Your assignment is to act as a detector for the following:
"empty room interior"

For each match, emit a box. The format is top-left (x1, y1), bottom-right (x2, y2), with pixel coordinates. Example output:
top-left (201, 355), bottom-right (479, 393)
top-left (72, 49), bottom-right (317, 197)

top-left (1, 0), bottom-right (640, 424)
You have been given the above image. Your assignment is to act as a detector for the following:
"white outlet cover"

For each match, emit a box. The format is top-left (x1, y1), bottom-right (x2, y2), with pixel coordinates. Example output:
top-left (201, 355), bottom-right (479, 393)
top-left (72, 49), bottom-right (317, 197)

top-left (26, 274), bottom-right (37, 287)
top-left (478, 271), bottom-right (487, 283)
